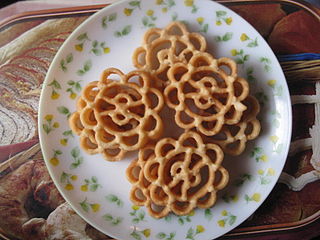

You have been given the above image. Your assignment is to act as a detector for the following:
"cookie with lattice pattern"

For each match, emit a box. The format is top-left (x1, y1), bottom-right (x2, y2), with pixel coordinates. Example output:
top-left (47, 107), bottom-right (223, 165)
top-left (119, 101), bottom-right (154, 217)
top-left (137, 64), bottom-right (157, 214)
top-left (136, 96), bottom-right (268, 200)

top-left (132, 21), bottom-right (208, 89)
top-left (69, 68), bottom-right (164, 161)
top-left (126, 131), bottom-right (229, 218)
top-left (164, 52), bottom-right (248, 136)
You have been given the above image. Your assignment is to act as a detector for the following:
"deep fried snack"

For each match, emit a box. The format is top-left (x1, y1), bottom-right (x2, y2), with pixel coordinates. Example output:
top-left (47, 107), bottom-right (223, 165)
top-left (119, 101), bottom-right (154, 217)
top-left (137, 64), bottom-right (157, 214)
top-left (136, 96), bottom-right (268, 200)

top-left (126, 131), bottom-right (229, 218)
top-left (164, 52), bottom-right (248, 136)
top-left (69, 68), bottom-right (164, 161)
top-left (204, 95), bottom-right (261, 156)
top-left (69, 81), bottom-right (101, 155)
top-left (132, 21), bottom-right (208, 89)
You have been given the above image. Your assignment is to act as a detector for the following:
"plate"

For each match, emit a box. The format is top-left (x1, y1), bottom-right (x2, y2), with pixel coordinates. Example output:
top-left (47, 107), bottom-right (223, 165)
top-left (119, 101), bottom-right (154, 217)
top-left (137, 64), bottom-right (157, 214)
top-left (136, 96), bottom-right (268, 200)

top-left (38, 0), bottom-right (292, 239)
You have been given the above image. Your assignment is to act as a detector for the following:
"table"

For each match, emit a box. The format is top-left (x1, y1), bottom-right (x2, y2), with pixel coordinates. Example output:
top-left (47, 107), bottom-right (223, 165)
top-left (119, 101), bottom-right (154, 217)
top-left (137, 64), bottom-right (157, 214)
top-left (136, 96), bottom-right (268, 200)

top-left (0, 1), bottom-right (319, 239)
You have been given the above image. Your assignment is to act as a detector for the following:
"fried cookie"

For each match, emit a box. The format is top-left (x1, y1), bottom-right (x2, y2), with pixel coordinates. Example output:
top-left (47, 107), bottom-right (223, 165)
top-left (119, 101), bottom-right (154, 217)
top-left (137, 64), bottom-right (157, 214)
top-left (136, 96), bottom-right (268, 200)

top-left (69, 68), bottom-right (164, 161)
top-left (164, 52), bottom-right (249, 136)
top-left (126, 131), bottom-right (229, 218)
top-left (204, 95), bottom-right (261, 156)
top-left (132, 21), bottom-right (208, 89)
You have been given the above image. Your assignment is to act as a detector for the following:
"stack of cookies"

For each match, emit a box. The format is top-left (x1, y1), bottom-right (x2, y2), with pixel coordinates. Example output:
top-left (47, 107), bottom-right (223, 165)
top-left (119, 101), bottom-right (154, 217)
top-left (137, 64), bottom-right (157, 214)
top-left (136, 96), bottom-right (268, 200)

top-left (69, 22), bottom-right (261, 218)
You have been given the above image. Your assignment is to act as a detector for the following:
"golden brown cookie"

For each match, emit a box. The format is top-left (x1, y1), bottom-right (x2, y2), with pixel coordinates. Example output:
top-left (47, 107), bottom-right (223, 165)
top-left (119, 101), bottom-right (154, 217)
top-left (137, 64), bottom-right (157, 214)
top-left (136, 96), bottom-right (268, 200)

top-left (132, 21), bottom-right (208, 89)
top-left (164, 52), bottom-right (248, 136)
top-left (204, 95), bottom-right (261, 156)
top-left (69, 68), bottom-right (164, 161)
top-left (126, 131), bottom-right (229, 218)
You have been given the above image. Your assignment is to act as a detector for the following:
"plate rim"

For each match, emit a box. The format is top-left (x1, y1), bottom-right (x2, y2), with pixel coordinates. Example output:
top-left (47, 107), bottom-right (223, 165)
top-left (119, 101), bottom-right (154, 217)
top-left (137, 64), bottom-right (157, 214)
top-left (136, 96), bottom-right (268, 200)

top-left (38, 0), bottom-right (293, 239)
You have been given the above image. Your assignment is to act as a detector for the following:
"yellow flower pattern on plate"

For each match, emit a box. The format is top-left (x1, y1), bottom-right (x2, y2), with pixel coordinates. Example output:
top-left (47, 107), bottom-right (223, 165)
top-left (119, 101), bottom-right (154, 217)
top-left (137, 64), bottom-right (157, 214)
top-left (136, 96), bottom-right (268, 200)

top-left (60, 171), bottom-right (78, 191)
top-left (124, 1), bottom-right (141, 16)
top-left (217, 210), bottom-right (237, 227)
top-left (43, 114), bottom-right (59, 134)
top-left (48, 79), bottom-right (61, 100)
top-left (215, 10), bottom-right (232, 25)
top-left (49, 149), bottom-right (62, 166)
top-left (79, 198), bottom-right (101, 213)
top-left (245, 193), bottom-right (261, 203)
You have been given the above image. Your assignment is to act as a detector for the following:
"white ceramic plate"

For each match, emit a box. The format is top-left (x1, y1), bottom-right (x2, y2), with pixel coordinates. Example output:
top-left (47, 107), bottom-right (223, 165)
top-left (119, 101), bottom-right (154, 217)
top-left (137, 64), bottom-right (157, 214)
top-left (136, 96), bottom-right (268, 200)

top-left (39, 0), bottom-right (292, 239)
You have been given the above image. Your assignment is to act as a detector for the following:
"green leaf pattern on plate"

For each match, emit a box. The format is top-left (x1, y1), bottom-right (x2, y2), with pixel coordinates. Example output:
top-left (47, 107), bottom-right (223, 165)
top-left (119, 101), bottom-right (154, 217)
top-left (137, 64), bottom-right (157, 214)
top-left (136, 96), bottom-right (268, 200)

top-left (215, 10), bottom-right (232, 25)
top-left (60, 53), bottom-right (73, 72)
top-left (271, 110), bottom-right (281, 128)
top-left (106, 194), bottom-right (124, 207)
top-left (57, 106), bottom-right (71, 118)
top-left (124, 1), bottom-right (141, 16)
top-left (60, 130), bottom-right (74, 146)
top-left (217, 210), bottom-right (236, 227)
top-left (170, 12), bottom-right (178, 21)
top-left (171, 14), bottom-right (188, 26)
top-left (130, 205), bottom-right (146, 224)
top-left (230, 49), bottom-right (249, 65)
top-left (258, 167), bottom-right (276, 185)
top-left (155, 0), bottom-right (175, 13)
top-left (42, 114), bottom-right (59, 134)
top-left (80, 176), bottom-right (102, 192)
top-left (70, 147), bottom-right (84, 169)
top-left (156, 231), bottom-right (176, 240)
top-left (270, 135), bottom-right (284, 154)
top-left (60, 171), bottom-right (78, 191)
top-left (233, 173), bottom-right (252, 186)
top-left (115, 25), bottom-right (132, 37)
top-left (215, 32), bottom-right (233, 42)
top-left (222, 193), bottom-right (239, 203)
top-left (185, 225), bottom-right (205, 240)
top-left (204, 209), bottom-right (213, 221)
top-left (77, 59), bottom-right (92, 76)
top-left (91, 40), bottom-right (110, 55)
top-left (164, 212), bottom-right (194, 225)
top-left (240, 33), bottom-right (258, 47)
top-left (260, 57), bottom-right (272, 72)
top-left (103, 214), bottom-right (123, 225)
top-left (75, 33), bottom-right (90, 52)
top-left (75, 32), bottom-right (110, 55)
top-left (196, 17), bottom-right (208, 33)
top-left (49, 149), bottom-right (62, 166)
top-left (79, 197), bottom-right (101, 213)
top-left (250, 147), bottom-right (268, 163)
top-left (164, 214), bottom-right (173, 222)
top-left (47, 79), bottom-right (61, 100)
top-left (66, 80), bottom-right (82, 99)
top-left (254, 91), bottom-right (269, 107)
top-left (246, 66), bottom-right (256, 83)
top-left (244, 192), bottom-right (261, 203)
top-left (268, 79), bottom-right (283, 97)
top-left (142, 10), bottom-right (157, 28)
top-left (184, 0), bottom-right (198, 13)
top-left (102, 12), bottom-right (117, 29)
top-left (130, 228), bottom-right (151, 240)
top-left (177, 214), bottom-right (192, 225)
top-left (76, 32), bottom-right (90, 41)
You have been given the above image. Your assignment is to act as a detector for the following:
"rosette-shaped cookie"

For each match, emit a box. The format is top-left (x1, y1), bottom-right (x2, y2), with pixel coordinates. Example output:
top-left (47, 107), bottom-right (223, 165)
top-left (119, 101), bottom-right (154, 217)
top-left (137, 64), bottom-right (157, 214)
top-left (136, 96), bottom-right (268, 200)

top-left (69, 81), bottom-right (100, 155)
top-left (205, 95), bottom-right (261, 156)
top-left (126, 131), bottom-right (229, 218)
top-left (69, 68), bottom-right (164, 161)
top-left (132, 21), bottom-right (207, 89)
top-left (164, 52), bottom-right (249, 136)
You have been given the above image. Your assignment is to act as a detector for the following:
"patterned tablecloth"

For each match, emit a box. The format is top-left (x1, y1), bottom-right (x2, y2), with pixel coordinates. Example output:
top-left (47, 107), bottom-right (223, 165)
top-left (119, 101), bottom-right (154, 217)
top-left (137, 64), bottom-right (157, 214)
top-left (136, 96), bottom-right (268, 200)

top-left (0, 1), bottom-right (319, 240)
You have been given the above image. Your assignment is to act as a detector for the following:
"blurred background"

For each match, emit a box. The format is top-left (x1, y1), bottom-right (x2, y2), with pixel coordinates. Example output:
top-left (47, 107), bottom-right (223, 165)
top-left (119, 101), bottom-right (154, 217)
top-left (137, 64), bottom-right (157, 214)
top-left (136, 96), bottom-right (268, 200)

top-left (1, 0), bottom-right (319, 9)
